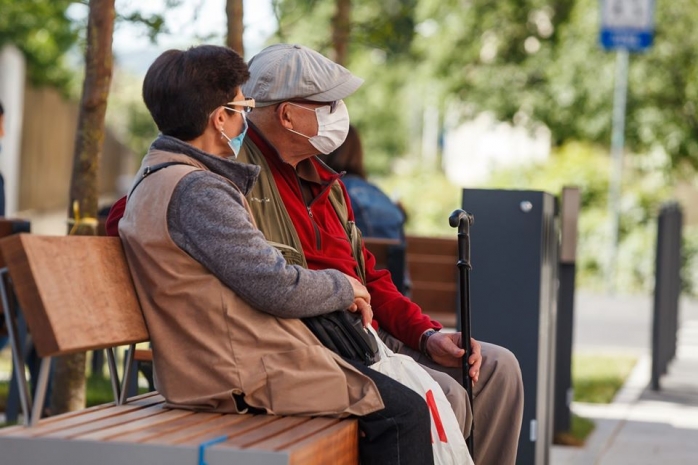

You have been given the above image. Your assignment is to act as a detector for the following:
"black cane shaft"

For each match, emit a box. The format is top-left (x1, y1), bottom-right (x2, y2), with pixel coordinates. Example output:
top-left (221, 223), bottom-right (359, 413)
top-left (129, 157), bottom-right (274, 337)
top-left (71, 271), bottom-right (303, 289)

top-left (451, 209), bottom-right (475, 455)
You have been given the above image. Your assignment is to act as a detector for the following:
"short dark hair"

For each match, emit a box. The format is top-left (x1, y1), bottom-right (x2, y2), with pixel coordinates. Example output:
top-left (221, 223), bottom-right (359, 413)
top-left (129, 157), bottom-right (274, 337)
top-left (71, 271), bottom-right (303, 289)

top-left (0, 101), bottom-right (4, 115)
top-left (142, 45), bottom-right (249, 141)
top-left (323, 125), bottom-right (366, 179)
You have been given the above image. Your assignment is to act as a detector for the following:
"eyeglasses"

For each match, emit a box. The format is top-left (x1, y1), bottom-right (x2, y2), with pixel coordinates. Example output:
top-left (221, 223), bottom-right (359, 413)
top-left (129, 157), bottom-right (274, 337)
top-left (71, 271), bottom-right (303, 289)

top-left (223, 98), bottom-right (256, 114)
top-left (287, 100), bottom-right (340, 114)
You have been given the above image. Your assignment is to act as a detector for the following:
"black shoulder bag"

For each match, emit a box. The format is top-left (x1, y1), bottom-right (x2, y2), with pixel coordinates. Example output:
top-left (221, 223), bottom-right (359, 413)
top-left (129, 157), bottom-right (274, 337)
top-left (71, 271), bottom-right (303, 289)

top-left (303, 311), bottom-right (379, 366)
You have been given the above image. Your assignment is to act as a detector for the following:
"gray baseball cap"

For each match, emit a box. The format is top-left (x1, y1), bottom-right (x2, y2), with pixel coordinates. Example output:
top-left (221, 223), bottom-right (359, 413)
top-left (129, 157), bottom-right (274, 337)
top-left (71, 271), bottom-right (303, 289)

top-left (242, 44), bottom-right (364, 107)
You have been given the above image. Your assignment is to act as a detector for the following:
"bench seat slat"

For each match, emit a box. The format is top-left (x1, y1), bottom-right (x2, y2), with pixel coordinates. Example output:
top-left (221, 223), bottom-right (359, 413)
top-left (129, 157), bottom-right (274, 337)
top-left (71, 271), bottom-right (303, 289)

top-left (113, 411), bottom-right (223, 443)
top-left (174, 414), bottom-right (279, 446)
top-left (77, 408), bottom-right (195, 441)
top-left (288, 419), bottom-right (359, 465)
top-left (0, 392), bottom-right (161, 437)
top-left (251, 417), bottom-right (340, 451)
top-left (218, 415), bottom-right (311, 448)
top-left (1, 394), bottom-right (165, 438)
top-left (40, 402), bottom-right (170, 439)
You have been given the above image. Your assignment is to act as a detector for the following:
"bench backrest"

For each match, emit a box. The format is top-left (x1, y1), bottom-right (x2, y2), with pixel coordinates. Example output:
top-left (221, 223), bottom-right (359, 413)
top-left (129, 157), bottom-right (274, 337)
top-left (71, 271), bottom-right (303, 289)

top-left (0, 234), bottom-right (148, 357)
top-left (405, 235), bottom-right (458, 327)
top-left (362, 237), bottom-right (406, 294)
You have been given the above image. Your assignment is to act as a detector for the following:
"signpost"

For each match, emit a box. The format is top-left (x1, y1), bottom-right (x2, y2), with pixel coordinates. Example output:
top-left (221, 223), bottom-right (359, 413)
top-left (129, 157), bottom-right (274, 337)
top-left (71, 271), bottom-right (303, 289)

top-left (599, 0), bottom-right (654, 291)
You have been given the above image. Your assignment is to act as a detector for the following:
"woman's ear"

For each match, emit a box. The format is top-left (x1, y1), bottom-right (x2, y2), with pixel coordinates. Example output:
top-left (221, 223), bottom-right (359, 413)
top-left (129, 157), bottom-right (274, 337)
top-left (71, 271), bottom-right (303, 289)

top-left (211, 107), bottom-right (227, 133)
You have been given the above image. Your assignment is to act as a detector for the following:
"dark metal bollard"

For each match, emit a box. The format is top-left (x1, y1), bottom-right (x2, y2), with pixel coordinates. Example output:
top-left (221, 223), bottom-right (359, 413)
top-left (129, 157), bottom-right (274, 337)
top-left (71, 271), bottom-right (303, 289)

top-left (554, 187), bottom-right (580, 436)
top-left (462, 189), bottom-right (558, 465)
top-left (651, 202), bottom-right (683, 391)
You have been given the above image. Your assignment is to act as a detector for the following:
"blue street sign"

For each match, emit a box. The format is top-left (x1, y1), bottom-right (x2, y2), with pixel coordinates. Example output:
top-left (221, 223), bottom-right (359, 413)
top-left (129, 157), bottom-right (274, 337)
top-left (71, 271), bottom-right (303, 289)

top-left (600, 0), bottom-right (655, 51)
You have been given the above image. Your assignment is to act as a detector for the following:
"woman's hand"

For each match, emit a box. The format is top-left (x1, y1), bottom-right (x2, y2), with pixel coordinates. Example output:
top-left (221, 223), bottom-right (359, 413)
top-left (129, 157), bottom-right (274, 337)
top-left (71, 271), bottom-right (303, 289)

top-left (342, 274), bottom-right (372, 327)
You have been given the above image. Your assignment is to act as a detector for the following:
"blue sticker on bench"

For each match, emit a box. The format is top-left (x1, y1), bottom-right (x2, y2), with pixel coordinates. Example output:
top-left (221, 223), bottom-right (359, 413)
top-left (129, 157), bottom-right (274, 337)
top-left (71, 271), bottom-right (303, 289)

top-left (198, 435), bottom-right (228, 465)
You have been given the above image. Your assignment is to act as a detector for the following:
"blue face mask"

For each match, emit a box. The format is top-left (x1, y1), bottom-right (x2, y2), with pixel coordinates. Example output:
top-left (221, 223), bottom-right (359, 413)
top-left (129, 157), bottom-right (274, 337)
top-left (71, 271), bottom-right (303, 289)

top-left (221, 116), bottom-right (247, 159)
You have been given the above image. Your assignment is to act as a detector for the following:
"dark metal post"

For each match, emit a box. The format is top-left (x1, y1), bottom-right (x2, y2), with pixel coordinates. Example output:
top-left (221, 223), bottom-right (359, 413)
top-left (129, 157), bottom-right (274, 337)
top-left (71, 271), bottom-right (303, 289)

top-left (651, 202), bottom-right (682, 391)
top-left (554, 187), bottom-right (580, 436)
top-left (449, 209), bottom-right (475, 455)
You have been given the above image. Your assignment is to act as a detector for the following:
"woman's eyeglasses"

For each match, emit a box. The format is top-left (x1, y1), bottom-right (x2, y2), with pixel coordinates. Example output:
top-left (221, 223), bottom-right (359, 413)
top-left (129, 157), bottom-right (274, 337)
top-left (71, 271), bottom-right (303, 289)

top-left (223, 98), bottom-right (256, 114)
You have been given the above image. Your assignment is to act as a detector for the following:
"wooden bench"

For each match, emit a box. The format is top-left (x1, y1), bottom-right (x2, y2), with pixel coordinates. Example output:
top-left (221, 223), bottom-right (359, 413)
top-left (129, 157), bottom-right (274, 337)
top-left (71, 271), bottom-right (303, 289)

top-left (0, 234), bottom-right (359, 465)
top-left (405, 236), bottom-right (458, 328)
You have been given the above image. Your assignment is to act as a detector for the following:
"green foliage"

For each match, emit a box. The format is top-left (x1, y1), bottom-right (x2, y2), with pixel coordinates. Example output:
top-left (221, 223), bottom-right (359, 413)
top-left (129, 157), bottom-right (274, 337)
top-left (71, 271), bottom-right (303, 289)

top-left (417, 0), bottom-right (698, 169)
top-left (0, 1), bottom-right (178, 93)
top-left (573, 353), bottom-right (637, 403)
top-left (106, 69), bottom-right (159, 159)
top-left (0, 0), bottom-right (80, 90)
top-left (485, 142), bottom-right (675, 292)
top-left (376, 163), bottom-right (462, 237)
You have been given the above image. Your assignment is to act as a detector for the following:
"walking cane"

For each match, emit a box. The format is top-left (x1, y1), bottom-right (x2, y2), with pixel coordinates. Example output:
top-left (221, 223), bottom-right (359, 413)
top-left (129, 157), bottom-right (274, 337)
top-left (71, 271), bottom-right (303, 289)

top-left (449, 209), bottom-right (475, 456)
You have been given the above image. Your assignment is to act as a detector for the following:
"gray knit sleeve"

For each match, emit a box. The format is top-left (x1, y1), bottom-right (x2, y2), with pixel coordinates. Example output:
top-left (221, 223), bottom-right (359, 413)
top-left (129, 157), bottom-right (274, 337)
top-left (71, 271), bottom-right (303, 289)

top-left (167, 171), bottom-right (354, 317)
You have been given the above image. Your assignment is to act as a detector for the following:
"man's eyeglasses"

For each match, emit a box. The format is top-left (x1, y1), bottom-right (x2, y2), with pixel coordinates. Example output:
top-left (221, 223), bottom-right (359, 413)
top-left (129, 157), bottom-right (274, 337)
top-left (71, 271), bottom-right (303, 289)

top-left (223, 98), bottom-right (256, 114)
top-left (287, 100), bottom-right (339, 114)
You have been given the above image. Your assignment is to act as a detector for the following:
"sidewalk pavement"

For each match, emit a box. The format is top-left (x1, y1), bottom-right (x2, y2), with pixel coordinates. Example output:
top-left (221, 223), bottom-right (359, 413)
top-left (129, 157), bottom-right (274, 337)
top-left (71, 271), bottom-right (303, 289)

top-left (552, 294), bottom-right (698, 465)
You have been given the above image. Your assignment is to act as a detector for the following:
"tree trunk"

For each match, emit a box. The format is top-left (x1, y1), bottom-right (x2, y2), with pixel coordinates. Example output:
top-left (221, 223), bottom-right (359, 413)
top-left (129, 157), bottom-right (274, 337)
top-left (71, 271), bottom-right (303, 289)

top-left (51, 0), bottom-right (115, 415)
top-left (332, 0), bottom-right (351, 66)
top-left (226, 0), bottom-right (244, 56)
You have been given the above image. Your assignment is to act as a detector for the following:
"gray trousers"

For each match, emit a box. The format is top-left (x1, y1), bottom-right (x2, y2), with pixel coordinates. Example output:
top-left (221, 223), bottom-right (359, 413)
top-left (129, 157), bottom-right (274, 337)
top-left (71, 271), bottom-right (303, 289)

top-left (378, 329), bottom-right (524, 465)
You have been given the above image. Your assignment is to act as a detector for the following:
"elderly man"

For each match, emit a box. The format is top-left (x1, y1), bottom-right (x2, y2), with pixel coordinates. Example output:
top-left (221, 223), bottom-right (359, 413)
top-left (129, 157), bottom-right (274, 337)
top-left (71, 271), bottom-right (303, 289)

top-left (238, 43), bottom-right (524, 465)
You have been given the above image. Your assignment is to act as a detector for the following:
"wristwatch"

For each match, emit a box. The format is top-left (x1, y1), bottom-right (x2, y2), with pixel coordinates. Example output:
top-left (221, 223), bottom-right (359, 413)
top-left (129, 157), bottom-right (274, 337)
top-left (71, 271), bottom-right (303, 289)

top-left (419, 329), bottom-right (439, 359)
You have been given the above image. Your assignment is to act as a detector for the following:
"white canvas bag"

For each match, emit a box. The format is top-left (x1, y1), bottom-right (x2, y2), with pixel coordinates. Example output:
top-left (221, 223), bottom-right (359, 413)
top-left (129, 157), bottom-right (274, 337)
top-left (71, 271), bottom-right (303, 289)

top-left (368, 327), bottom-right (474, 465)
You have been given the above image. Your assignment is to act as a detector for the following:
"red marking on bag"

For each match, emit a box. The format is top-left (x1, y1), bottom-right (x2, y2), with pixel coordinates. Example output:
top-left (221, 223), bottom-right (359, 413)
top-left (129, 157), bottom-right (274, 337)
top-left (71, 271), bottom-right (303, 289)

top-left (426, 389), bottom-right (448, 443)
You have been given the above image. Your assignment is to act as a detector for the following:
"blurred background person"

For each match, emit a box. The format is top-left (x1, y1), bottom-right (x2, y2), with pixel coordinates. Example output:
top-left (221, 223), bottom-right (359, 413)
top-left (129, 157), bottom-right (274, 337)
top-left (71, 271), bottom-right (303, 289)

top-left (322, 125), bottom-right (407, 242)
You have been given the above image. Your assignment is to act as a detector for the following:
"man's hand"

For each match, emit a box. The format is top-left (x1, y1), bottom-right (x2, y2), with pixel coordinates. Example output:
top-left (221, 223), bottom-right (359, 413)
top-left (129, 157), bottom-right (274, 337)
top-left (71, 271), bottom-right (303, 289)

top-left (426, 332), bottom-right (482, 383)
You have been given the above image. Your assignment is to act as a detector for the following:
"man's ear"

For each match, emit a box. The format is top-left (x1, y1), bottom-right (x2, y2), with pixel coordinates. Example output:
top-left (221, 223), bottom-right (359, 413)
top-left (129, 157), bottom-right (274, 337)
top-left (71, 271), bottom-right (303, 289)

top-left (276, 102), bottom-right (294, 130)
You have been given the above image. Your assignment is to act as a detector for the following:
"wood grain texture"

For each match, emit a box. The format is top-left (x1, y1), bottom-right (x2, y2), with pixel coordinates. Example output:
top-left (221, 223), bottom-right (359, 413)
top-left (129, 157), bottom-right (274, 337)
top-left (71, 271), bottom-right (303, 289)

top-left (3, 394), bottom-right (165, 438)
top-left (0, 235), bottom-right (148, 356)
top-left (288, 419), bottom-right (359, 465)
top-left (405, 236), bottom-right (459, 327)
top-left (363, 237), bottom-right (401, 269)
top-left (406, 235), bottom-right (457, 256)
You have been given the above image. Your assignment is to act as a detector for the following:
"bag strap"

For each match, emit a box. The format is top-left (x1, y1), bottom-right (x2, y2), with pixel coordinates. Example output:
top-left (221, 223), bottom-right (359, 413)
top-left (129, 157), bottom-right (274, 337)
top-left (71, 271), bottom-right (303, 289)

top-left (128, 161), bottom-right (187, 199)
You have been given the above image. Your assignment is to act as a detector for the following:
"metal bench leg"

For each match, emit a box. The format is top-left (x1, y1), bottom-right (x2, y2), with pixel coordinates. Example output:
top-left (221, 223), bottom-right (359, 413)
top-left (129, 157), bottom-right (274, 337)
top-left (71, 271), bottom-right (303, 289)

top-left (106, 347), bottom-right (122, 404)
top-left (1, 269), bottom-right (33, 426)
top-left (120, 345), bottom-right (136, 405)
top-left (106, 344), bottom-right (136, 405)
top-left (125, 353), bottom-right (141, 399)
top-left (30, 357), bottom-right (52, 426)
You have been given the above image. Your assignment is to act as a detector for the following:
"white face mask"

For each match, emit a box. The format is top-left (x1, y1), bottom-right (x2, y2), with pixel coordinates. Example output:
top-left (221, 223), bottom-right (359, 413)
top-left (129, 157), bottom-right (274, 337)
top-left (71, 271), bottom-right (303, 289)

top-left (286, 100), bottom-right (350, 154)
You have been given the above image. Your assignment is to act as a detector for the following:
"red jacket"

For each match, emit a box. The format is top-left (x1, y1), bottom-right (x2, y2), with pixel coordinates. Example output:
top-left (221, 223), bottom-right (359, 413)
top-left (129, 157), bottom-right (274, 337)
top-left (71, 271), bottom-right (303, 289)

top-left (107, 129), bottom-right (442, 349)
top-left (247, 128), bottom-right (441, 349)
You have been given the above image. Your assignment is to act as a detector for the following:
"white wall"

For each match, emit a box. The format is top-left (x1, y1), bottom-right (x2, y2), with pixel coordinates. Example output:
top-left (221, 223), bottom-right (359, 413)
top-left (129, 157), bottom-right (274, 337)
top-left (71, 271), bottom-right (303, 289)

top-left (443, 112), bottom-right (551, 187)
top-left (0, 45), bottom-right (26, 217)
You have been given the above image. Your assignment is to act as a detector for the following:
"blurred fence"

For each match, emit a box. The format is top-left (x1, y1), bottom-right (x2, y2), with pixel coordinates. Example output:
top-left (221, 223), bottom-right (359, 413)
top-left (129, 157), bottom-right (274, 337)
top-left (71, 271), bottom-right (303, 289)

top-left (18, 86), bottom-right (135, 212)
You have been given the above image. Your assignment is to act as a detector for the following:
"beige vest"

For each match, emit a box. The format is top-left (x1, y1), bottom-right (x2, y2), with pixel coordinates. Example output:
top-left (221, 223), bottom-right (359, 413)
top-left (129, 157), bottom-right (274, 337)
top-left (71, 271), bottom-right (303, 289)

top-left (119, 149), bottom-right (383, 417)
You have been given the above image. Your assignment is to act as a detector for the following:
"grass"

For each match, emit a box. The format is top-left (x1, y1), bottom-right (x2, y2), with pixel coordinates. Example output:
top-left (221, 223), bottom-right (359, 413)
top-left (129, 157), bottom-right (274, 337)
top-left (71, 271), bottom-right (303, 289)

top-left (554, 414), bottom-right (597, 446)
top-left (0, 345), bottom-right (150, 428)
top-left (555, 353), bottom-right (638, 446)
top-left (573, 353), bottom-right (638, 404)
